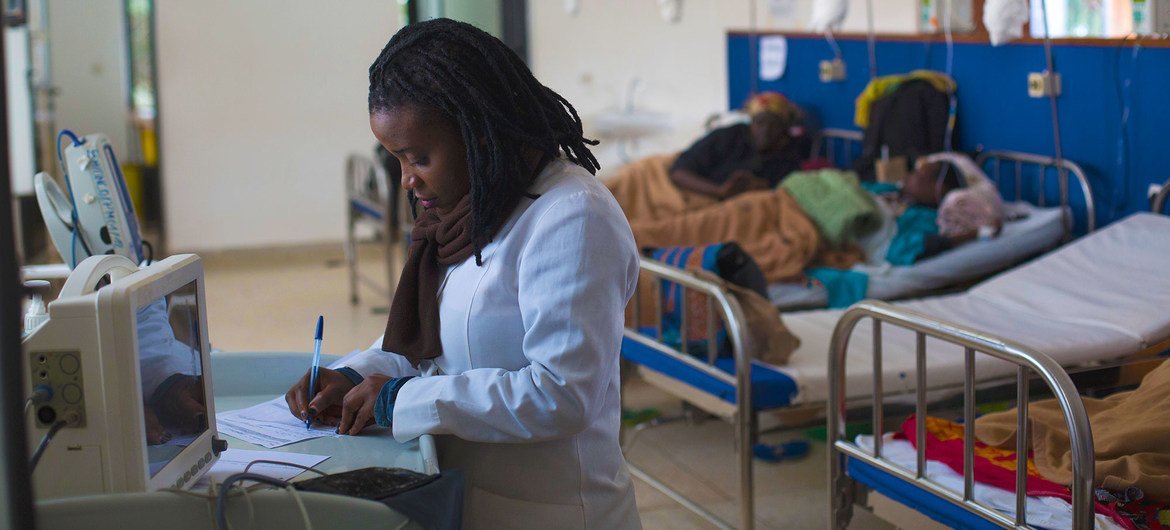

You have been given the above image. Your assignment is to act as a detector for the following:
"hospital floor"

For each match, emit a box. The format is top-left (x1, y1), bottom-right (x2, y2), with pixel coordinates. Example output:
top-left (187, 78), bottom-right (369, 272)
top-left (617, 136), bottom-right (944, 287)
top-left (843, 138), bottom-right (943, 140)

top-left (200, 242), bottom-right (894, 530)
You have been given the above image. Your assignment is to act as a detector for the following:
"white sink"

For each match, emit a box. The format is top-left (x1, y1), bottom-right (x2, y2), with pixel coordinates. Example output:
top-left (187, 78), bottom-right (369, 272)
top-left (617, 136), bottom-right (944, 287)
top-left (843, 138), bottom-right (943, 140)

top-left (591, 111), bottom-right (675, 139)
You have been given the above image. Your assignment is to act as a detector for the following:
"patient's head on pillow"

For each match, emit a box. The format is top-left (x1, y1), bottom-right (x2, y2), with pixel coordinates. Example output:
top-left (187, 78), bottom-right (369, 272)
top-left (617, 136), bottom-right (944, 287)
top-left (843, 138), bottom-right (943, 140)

top-left (743, 92), bottom-right (804, 154)
top-left (903, 161), bottom-right (961, 207)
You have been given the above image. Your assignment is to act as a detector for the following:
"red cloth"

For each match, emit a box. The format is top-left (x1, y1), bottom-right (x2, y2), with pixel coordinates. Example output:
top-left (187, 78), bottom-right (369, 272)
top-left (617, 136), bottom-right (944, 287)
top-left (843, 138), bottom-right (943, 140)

top-left (800, 158), bottom-right (835, 171)
top-left (896, 415), bottom-right (1140, 530)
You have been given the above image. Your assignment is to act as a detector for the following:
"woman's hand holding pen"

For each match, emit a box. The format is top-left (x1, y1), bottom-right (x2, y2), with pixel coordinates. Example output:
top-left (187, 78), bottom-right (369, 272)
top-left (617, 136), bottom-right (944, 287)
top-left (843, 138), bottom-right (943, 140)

top-left (285, 368), bottom-right (385, 434)
top-left (285, 367), bottom-right (354, 426)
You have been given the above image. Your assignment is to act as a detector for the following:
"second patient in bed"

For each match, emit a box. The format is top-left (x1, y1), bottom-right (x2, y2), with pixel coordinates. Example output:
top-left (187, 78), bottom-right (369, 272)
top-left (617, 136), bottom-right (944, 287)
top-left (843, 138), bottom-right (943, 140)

top-left (868, 160), bottom-right (1004, 266)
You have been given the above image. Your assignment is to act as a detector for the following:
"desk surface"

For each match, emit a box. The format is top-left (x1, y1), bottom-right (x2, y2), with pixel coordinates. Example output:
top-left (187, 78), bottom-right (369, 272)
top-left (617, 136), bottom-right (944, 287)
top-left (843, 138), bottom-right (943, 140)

top-left (211, 351), bottom-right (438, 475)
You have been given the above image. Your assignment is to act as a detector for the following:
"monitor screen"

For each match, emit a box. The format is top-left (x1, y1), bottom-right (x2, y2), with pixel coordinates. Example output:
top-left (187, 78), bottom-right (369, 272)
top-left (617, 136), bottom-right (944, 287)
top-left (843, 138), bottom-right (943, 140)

top-left (136, 281), bottom-right (208, 477)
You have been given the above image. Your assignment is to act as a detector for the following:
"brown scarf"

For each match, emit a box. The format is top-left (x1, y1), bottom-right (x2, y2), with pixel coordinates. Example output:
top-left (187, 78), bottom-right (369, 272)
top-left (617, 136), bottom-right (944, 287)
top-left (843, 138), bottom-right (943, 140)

top-left (382, 194), bottom-right (474, 367)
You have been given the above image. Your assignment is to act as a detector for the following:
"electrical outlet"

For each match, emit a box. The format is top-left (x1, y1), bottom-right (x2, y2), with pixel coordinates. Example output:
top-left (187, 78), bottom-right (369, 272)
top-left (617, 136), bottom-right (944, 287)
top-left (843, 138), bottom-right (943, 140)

top-left (819, 59), bottom-right (846, 83)
top-left (1028, 72), bottom-right (1062, 98)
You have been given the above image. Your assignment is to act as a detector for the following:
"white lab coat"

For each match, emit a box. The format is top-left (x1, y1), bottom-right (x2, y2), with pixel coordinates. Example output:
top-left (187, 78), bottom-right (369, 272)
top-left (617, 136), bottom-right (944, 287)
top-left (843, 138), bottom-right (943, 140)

top-left (342, 159), bottom-right (642, 530)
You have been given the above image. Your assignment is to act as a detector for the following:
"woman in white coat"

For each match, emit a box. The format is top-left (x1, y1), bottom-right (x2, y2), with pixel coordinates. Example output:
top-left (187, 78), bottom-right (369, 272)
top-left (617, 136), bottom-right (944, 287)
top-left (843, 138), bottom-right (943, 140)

top-left (284, 18), bottom-right (642, 530)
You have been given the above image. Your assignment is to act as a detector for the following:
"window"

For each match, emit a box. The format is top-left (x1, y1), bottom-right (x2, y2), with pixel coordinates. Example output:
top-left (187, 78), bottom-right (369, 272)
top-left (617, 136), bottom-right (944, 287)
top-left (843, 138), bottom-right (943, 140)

top-left (1029, 0), bottom-right (1134, 38)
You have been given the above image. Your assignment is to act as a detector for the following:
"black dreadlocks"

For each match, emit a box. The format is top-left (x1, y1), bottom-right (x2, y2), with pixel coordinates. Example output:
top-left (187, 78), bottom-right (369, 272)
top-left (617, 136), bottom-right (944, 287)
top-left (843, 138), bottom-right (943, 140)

top-left (368, 18), bottom-right (599, 264)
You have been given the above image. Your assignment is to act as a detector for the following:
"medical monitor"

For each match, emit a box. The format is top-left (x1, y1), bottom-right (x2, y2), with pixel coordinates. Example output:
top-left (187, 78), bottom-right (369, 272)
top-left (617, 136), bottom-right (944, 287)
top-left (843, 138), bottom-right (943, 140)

top-left (22, 254), bottom-right (224, 499)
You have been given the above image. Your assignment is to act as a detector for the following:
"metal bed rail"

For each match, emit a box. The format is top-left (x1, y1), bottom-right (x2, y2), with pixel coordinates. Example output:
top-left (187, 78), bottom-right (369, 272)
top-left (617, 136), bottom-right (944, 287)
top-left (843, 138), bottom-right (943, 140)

top-left (976, 149), bottom-right (1097, 237)
top-left (623, 256), bottom-right (754, 530)
top-left (343, 153), bottom-right (397, 305)
top-left (810, 128), bottom-right (864, 169)
top-left (827, 301), bottom-right (1095, 529)
top-left (1153, 177), bottom-right (1170, 215)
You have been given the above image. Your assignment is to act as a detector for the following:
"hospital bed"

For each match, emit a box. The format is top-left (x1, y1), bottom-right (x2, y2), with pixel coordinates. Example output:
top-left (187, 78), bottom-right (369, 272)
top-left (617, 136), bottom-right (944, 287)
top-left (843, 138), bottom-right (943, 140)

top-left (768, 149), bottom-right (1096, 310)
top-left (809, 127), bottom-right (863, 170)
top-left (343, 153), bottom-right (412, 306)
top-left (826, 301), bottom-right (1099, 529)
top-left (621, 211), bottom-right (1170, 529)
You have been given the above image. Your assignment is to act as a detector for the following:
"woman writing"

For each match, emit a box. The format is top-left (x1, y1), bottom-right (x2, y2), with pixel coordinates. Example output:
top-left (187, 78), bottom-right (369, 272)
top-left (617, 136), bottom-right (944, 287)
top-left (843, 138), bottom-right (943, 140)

top-left (283, 19), bottom-right (642, 530)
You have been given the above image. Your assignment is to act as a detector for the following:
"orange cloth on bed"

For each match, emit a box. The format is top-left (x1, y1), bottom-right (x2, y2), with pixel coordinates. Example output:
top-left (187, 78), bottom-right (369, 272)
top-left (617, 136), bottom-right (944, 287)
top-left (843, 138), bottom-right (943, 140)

top-left (604, 153), bottom-right (717, 225)
top-left (627, 187), bottom-right (821, 283)
top-left (975, 360), bottom-right (1170, 501)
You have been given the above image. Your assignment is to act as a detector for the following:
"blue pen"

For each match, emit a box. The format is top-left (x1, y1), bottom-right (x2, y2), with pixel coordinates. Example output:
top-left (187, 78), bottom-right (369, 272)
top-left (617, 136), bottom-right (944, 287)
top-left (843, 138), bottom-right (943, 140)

top-left (306, 315), bottom-right (324, 430)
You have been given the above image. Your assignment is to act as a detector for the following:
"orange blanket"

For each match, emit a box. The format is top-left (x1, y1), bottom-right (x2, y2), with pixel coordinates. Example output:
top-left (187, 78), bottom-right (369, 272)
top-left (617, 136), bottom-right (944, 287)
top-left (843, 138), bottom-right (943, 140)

top-left (604, 154), bottom-right (716, 225)
top-left (628, 188), bottom-right (820, 284)
top-left (976, 360), bottom-right (1170, 501)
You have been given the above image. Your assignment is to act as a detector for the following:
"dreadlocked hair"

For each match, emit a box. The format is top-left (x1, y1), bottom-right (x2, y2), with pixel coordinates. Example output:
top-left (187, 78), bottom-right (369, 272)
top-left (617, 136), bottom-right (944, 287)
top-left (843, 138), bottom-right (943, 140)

top-left (368, 18), bottom-right (599, 265)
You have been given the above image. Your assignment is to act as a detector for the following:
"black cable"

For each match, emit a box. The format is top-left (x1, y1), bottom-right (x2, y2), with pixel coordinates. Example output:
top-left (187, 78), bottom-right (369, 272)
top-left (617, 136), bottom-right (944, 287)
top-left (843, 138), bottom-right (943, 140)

top-left (1112, 34), bottom-right (1136, 215)
top-left (142, 239), bottom-right (155, 265)
top-left (215, 472), bottom-right (292, 530)
top-left (28, 420), bottom-right (67, 471)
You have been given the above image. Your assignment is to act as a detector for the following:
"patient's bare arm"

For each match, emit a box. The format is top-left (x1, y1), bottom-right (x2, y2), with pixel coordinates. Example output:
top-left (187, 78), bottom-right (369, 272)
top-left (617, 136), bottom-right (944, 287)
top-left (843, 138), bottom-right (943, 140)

top-left (670, 168), bottom-right (727, 198)
top-left (722, 170), bottom-right (771, 197)
top-left (670, 168), bottom-right (769, 200)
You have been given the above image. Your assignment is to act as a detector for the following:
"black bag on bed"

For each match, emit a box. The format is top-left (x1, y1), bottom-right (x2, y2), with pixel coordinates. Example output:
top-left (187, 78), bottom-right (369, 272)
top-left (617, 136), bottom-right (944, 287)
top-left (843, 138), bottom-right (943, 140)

top-left (853, 78), bottom-right (956, 181)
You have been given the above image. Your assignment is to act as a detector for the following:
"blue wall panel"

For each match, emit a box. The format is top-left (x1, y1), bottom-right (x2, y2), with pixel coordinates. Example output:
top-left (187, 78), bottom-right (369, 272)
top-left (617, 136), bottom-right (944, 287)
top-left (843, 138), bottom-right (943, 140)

top-left (727, 34), bottom-right (1170, 229)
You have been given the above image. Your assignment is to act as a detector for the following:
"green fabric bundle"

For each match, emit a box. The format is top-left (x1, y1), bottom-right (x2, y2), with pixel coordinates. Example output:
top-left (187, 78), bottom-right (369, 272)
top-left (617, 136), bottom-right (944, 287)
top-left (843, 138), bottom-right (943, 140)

top-left (780, 169), bottom-right (881, 247)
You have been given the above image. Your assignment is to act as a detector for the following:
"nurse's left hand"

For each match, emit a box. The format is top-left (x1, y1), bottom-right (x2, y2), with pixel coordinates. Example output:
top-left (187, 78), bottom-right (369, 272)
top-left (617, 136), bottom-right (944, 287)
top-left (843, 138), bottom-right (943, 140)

top-left (337, 374), bottom-right (390, 436)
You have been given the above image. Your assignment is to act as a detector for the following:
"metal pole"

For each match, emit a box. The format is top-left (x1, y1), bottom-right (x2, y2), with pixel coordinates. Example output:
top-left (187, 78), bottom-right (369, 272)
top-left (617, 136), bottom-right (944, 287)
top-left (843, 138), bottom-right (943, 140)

top-left (0, 23), bottom-right (39, 530)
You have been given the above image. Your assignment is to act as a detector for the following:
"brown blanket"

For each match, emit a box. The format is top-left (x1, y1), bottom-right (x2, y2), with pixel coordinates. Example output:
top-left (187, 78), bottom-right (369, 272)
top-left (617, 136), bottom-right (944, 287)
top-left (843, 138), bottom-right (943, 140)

top-left (628, 188), bottom-right (821, 284)
top-left (605, 154), bottom-right (716, 225)
top-left (975, 360), bottom-right (1170, 500)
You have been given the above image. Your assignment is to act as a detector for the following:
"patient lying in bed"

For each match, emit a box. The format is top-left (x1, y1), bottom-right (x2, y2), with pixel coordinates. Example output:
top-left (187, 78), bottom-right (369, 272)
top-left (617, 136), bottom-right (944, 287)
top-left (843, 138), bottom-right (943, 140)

top-left (603, 92), bottom-right (812, 230)
top-left (862, 159), bottom-right (1005, 266)
top-left (626, 157), bottom-right (1004, 284)
top-left (668, 92), bottom-right (810, 200)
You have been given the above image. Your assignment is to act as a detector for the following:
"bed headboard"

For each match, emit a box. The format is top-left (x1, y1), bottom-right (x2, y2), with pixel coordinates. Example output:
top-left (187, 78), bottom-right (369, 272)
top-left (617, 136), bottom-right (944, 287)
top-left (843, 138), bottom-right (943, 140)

top-left (809, 128), bottom-right (863, 170)
top-left (827, 300), bottom-right (1096, 529)
top-left (974, 150), bottom-right (1096, 237)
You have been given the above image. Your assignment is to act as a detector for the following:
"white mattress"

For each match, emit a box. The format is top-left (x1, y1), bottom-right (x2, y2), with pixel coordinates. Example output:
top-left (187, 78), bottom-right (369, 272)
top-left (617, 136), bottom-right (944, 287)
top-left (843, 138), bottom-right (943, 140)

top-left (768, 202), bottom-right (1066, 309)
top-left (772, 213), bottom-right (1170, 405)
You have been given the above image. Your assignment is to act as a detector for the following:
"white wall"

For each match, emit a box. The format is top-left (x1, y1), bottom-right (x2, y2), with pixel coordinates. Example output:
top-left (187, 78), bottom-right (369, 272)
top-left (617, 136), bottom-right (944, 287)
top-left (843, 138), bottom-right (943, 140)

top-left (156, 1), bottom-right (398, 251)
top-left (6, 27), bottom-right (35, 196)
top-left (47, 0), bottom-right (131, 160)
top-left (528, 0), bottom-right (916, 176)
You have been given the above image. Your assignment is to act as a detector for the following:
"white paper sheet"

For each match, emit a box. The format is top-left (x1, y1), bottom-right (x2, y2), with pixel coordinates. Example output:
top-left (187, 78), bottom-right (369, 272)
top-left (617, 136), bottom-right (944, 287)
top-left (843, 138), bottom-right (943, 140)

top-left (216, 397), bottom-right (342, 449)
top-left (759, 35), bottom-right (788, 81)
top-left (192, 448), bottom-right (330, 489)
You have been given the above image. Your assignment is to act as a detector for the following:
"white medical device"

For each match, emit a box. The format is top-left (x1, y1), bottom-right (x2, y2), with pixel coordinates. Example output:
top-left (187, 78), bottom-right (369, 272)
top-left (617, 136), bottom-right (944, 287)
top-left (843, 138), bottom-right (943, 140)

top-left (34, 131), bottom-right (145, 268)
top-left (22, 253), bottom-right (225, 500)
